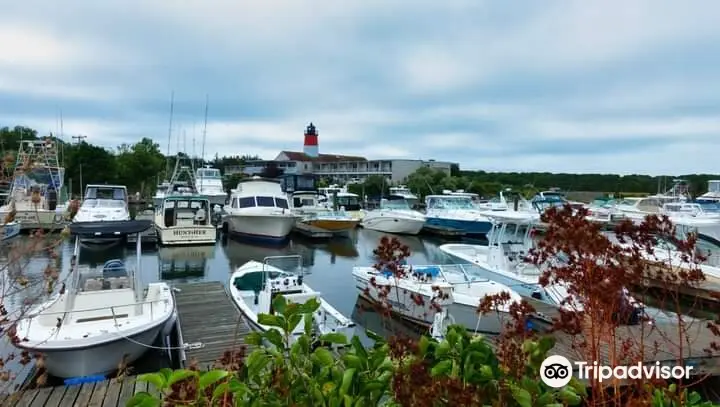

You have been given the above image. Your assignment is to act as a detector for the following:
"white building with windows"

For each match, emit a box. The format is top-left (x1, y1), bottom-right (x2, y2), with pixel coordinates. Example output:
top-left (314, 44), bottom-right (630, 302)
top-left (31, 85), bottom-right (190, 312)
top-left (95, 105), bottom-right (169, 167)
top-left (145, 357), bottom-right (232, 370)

top-left (236, 123), bottom-right (456, 183)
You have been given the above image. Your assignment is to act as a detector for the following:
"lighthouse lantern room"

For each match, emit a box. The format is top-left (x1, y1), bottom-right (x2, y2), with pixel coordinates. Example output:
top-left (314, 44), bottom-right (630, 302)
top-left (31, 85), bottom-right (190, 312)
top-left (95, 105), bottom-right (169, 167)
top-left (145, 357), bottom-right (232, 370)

top-left (303, 122), bottom-right (319, 157)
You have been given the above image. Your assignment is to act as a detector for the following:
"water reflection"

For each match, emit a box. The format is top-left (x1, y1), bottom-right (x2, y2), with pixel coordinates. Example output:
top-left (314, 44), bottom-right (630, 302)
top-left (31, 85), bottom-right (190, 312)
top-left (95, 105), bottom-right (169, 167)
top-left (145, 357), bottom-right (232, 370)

top-left (157, 246), bottom-right (215, 282)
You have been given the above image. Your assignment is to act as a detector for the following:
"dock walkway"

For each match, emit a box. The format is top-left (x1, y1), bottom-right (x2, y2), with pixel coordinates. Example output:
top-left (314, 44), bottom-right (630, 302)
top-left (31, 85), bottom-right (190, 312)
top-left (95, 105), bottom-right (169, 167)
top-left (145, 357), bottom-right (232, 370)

top-left (174, 281), bottom-right (253, 369)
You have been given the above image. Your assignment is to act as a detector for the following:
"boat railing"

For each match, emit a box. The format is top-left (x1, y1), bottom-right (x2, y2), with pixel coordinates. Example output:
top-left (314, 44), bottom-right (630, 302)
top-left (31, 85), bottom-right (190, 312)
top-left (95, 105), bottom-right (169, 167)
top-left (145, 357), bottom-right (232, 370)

top-left (704, 254), bottom-right (720, 267)
top-left (24, 297), bottom-right (169, 333)
top-left (409, 264), bottom-right (492, 284)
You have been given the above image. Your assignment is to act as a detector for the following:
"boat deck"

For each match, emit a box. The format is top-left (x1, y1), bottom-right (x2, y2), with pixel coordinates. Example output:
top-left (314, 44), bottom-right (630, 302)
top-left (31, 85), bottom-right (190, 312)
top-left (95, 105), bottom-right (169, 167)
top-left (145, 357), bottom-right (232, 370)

top-left (174, 281), bottom-right (253, 369)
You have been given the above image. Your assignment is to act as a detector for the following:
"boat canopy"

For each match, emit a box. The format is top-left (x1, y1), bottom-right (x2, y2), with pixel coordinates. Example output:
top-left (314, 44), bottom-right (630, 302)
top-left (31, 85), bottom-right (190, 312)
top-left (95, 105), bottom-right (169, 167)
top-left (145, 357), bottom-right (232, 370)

top-left (68, 220), bottom-right (153, 236)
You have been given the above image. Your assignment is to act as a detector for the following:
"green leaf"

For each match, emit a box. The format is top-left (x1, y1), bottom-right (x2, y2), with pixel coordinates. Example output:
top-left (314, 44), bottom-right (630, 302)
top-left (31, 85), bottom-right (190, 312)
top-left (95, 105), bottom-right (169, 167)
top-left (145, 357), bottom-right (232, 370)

top-left (313, 347), bottom-right (335, 367)
top-left (430, 360), bottom-right (453, 377)
top-left (535, 393), bottom-right (557, 406)
top-left (287, 313), bottom-right (303, 333)
top-left (418, 335), bottom-right (430, 356)
top-left (568, 377), bottom-right (587, 397)
top-left (264, 328), bottom-right (286, 349)
top-left (351, 336), bottom-right (367, 360)
top-left (272, 294), bottom-right (288, 316)
top-left (136, 373), bottom-right (166, 391)
top-left (246, 332), bottom-right (264, 346)
top-left (342, 354), bottom-right (363, 369)
top-left (687, 391), bottom-right (701, 405)
top-left (300, 297), bottom-right (321, 313)
top-left (510, 385), bottom-right (532, 407)
top-left (320, 332), bottom-right (349, 345)
top-left (304, 312), bottom-right (313, 336)
top-left (158, 368), bottom-right (173, 381)
top-left (246, 351), bottom-right (271, 378)
top-left (434, 340), bottom-right (451, 358)
top-left (125, 392), bottom-right (161, 407)
top-left (478, 365), bottom-right (494, 381)
top-left (364, 329), bottom-right (384, 343)
top-left (166, 369), bottom-right (198, 387)
top-left (212, 382), bottom-right (230, 400)
top-left (198, 370), bottom-right (229, 390)
top-left (559, 388), bottom-right (582, 406)
top-left (258, 313), bottom-right (284, 328)
top-left (339, 368), bottom-right (356, 397)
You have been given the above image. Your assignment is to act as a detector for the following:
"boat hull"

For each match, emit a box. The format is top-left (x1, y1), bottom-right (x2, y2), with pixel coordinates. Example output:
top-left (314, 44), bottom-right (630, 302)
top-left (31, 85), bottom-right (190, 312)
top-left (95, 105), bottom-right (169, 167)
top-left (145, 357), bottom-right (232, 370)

top-left (306, 218), bottom-right (359, 233)
top-left (425, 217), bottom-right (492, 235)
top-left (33, 324), bottom-right (164, 378)
top-left (0, 209), bottom-right (66, 231)
top-left (156, 225), bottom-right (217, 246)
top-left (361, 215), bottom-right (425, 235)
top-left (1, 222), bottom-right (21, 240)
top-left (226, 214), bottom-right (296, 243)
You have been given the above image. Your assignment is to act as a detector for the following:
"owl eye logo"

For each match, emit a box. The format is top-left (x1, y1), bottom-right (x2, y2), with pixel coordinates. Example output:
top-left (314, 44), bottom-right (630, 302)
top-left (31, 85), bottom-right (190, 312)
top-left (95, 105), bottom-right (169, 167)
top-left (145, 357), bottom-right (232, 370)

top-left (543, 363), bottom-right (570, 379)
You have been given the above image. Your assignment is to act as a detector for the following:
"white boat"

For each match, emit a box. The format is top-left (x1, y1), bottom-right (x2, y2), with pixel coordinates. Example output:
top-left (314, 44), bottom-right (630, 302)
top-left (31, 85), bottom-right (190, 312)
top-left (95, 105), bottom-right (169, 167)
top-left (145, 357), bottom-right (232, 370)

top-left (439, 212), bottom-right (643, 321)
top-left (424, 195), bottom-right (493, 235)
top-left (1, 221), bottom-right (20, 241)
top-left (154, 156), bottom-right (198, 208)
top-left (352, 263), bottom-right (517, 334)
top-left (318, 185), bottom-right (364, 220)
top-left (360, 197), bottom-right (426, 235)
top-left (290, 191), bottom-right (359, 235)
top-left (14, 220), bottom-right (176, 378)
top-left (195, 166), bottom-right (226, 208)
top-left (223, 176), bottom-right (297, 243)
top-left (228, 255), bottom-right (355, 346)
top-left (74, 184), bottom-right (131, 246)
top-left (388, 185), bottom-right (419, 208)
top-left (0, 139), bottom-right (68, 231)
top-left (697, 180), bottom-right (720, 204)
top-left (154, 195), bottom-right (217, 245)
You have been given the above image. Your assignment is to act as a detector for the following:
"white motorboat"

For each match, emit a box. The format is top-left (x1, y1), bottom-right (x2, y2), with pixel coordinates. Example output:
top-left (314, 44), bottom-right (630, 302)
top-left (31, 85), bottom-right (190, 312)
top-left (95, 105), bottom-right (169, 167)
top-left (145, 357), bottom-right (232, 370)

top-left (222, 176), bottom-right (297, 243)
top-left (290, 191), bottom-right (359, 235)
top-left (318, 185), bottom-right (364, 220)
top-left (388, 185), bottom-right (419, 208)
top-left (14, 220), bottom-right (176, 378)
top-left (153, 156), bottom-right (198, 208)
top-left (0, 139), bottom-right (68, 231)
top-left (228, 255), bottom-right (355, 346)
top-left (1, 221), bottom-right (21, 241)
top-left (697, 180), bottom-right (720, 204)
top-left (154, 194), bottom-right (217, 246)
top-left (352, 262), bottom-right (515, 334)
top-left (74, 184), bottom-right (131, 246)
top-left (195, 166), bottom-right (227, 208)
top-left (439, 212), bottom-right (643, 322)
top-left (360, 197), bottom-right (426, 235)
top-left (424, 195), bottom-right (493, 235)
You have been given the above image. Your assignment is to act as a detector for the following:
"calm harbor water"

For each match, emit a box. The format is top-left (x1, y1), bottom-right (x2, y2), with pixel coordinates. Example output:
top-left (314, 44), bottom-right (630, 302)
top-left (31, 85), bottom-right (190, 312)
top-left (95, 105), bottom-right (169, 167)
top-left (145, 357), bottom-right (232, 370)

top-left (0, 227), bottom-right (714, 390)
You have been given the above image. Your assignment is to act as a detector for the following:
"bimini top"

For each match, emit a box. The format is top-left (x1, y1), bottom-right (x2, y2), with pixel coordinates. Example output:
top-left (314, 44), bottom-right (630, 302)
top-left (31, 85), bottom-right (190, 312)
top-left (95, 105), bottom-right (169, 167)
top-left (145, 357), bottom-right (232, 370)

top-left (69, 219), bottom-right (153, 236)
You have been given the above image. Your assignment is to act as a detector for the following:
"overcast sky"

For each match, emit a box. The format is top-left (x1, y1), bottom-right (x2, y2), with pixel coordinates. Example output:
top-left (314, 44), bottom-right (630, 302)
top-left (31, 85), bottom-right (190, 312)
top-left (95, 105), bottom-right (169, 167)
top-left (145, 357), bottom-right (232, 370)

top-left (2, 0), bottom-right (719, 175)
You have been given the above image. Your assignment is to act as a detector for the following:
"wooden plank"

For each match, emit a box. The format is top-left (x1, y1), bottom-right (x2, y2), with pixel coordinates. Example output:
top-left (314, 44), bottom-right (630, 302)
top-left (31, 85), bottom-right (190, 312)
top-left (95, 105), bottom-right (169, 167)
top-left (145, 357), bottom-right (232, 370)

top-left (87, 380), bottom-right (108, 407)
top-left (116, 379), bottom-right (136, 407)
top-left (133, 378), bottom-right (148, 395)
top-left (57, 384), bottom-right (80, 407)
top-left (13, 390), bottom-right (38, 407)
top-left (29, 387), bottom-right (53, 407)
top-left (72, 383), bottom-right (95, 407)
top-left (101, 380), bottom-right (122, 407)
top-left (43, 387), bottom-right (67, 407)
top-left (174, 282), bottom-right (254, 368)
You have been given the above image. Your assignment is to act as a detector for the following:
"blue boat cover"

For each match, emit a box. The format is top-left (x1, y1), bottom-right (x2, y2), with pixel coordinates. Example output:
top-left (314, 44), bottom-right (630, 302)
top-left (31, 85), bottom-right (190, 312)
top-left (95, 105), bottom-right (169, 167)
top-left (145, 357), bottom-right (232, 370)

top-left (414, 266), bottom-right (440, 277)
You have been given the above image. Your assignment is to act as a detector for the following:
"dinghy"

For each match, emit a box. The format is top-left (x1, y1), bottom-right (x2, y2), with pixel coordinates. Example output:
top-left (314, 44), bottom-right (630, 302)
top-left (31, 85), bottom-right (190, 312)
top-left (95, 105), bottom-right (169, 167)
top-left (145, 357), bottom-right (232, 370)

top-left (13, 220), bottom-right (176, 378)
top-left (229, 255), bottom-right (355, 346)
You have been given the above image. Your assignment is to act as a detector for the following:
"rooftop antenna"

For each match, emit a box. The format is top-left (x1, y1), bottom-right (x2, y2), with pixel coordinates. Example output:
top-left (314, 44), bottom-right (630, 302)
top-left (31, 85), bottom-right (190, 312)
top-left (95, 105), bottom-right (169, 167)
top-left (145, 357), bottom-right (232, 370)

top-left (165, 91), bottom-right (175, 180)
top-left (200, 94), bottom-right (209, 192)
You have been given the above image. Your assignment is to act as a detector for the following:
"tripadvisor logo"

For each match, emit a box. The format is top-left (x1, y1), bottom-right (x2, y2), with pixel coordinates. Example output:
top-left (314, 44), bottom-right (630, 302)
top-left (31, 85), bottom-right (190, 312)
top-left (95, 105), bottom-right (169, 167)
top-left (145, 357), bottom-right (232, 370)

top-left (540, 355), bottom-right (694, 388)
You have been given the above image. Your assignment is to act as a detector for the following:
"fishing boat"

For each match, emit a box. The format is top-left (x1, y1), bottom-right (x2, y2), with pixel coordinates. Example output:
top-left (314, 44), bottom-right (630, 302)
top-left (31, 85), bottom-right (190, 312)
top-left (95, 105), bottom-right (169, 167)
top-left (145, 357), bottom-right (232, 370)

top-left (195, 166), bottom-right (226, 208)
top-left (424, 194), bottom-right (493, 235)
top-left (291, 191), bottom-right (359, 235)
top-left (697, 180), bottom-right (720, 204)
top-left (13, 220), bottom-right (176, 378)
top-left (73, 184), bottom-right (131, 246)
top-left (228, 255), bottom-right (355, 346)
top-left (388, 185), bottom-right (419, 208)
top-left (222, 176), bottom-right (297, 243)
top-left (154, 195), bottom-right (217, 245)
top-left (0, 139), bottom-right (67, 231)
top-left (360, 196), bottom-right (426, 235)
top-left (352, 262), bottom-right (520, 334)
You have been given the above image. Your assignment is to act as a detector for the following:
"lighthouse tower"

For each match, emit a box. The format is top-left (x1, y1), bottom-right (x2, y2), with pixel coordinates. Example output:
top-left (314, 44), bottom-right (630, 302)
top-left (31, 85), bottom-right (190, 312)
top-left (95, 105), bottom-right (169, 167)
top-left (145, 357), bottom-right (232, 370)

top-left (303, 122), bottom-right (319, 157)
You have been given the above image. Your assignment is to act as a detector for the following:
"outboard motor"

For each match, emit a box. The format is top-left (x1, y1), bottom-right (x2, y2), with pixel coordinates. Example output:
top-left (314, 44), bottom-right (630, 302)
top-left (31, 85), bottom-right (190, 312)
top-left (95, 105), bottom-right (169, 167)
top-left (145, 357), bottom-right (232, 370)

top-left (47, 186), bottom-right (58, 211)
top-left (513, 195), bottom-right (519, 211)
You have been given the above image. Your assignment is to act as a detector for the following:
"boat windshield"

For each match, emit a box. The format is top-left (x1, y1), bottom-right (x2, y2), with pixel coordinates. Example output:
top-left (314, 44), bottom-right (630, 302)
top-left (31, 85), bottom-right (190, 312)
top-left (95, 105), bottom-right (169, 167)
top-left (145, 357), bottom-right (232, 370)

top-left (85, 186), bottom-right (126, 201)
top-left (427, 197), bottom-right (475, 210)
top-left (413, 264), bottom-right (489, 284)
top-left (76, 259), bottom-right (134, 292)
top-left (197, 169), bottom-right (221, 179)
top-left (382, 200), bottom-right (411, 210)
top-left (81, 199), bottom-right (126, 209)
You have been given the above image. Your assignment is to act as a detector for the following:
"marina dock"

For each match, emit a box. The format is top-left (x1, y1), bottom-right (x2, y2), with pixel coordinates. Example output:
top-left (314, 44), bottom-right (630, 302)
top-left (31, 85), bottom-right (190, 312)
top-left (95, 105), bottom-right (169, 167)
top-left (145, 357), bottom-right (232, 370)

top-left (174, 281), bottom-right (253, 369)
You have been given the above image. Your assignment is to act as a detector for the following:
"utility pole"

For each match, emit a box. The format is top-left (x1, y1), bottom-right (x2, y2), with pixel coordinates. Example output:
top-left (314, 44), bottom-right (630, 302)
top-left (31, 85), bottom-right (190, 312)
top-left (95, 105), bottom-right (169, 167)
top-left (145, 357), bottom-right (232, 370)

top-left (72, 135), bottom-right (87, 196)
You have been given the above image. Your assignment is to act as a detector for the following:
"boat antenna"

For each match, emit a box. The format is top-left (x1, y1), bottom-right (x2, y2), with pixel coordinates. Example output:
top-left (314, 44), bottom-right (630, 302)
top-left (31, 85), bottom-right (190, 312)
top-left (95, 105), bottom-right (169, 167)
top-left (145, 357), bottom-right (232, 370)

top-left (59, 108), bottom-right (65, 166)
top-left (165, 91), bottom-right (175, 180)
top-left (192, 122), bottom-right (197, 160)
top-left (200, 94), bottom-right (209, 191)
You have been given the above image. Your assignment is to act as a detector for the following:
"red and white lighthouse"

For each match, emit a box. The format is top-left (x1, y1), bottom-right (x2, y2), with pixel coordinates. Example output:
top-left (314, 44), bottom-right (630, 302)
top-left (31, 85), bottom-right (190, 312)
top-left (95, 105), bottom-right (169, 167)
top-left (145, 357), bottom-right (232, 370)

top-left (303, 122), bottom-right (319, 157)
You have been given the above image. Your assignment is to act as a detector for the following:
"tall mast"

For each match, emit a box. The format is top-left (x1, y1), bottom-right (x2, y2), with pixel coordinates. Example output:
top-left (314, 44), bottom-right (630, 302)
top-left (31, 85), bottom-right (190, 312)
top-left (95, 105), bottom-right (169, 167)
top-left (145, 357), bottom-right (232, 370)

top-left (165, 91), bottom-right (175, 180)
top-left (200, 94), bottom-right (209, 191)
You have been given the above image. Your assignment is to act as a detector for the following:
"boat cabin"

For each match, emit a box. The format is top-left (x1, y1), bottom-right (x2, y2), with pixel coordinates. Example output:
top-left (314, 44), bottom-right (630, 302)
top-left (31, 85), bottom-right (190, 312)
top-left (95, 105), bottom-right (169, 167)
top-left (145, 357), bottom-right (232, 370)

top-left (160, 196), bottom-right (211, 227)
top-left (425, 195), bottom-right (476, 210)
top-left (317, 185), bottom-right (361, 211)
top-left (229, 195), bottom-right (290, 210)
top-left (69, 259), bottom-right (138, 324)
top-left (84, 185), bottom-right (127, 202)
top-left (196, 167), bottom-right (221, 180)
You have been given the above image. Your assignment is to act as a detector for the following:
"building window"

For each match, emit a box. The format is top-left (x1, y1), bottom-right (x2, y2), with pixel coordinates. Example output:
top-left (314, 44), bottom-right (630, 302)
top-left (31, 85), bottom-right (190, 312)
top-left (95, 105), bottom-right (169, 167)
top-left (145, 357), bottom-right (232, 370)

top-left (256, 196), bottom-right (275, 207)
top-left (238, 197), bottom-right (256, 208)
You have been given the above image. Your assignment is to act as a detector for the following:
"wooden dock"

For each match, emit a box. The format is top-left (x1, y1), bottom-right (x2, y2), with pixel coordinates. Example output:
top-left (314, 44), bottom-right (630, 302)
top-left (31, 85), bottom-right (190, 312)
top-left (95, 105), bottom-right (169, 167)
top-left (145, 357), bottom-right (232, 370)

top-left (174, 281), bottom-right (253, 369)
top-left (292, 222), bottom-right (333, 239)
top-left (0, 376), bottom-right (159, 407)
